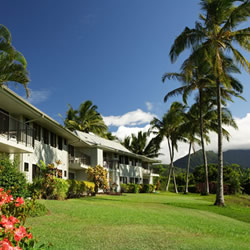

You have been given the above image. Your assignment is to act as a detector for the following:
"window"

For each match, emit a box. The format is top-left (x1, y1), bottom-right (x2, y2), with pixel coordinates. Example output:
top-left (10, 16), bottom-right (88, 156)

top-left (50, 132), bottom-right (56, 148)
top-left (130, 177), bottom-right (135, 184)
top-left (24, 162), bottom-right (29, 172)
top-left (68, 145), bottom-right (74, 157)
top-left (64, 170), bottom-right (67, 177)
top-left (33, 123), bottom-right (41, 141)
top-left (32, 164), bottom-right (40, 180)
top-left (64, 139), bottom-right (67, 145)
top-left (58, 136), bottom-right (63, 150)
top-left (0, 109), bottom-right (9, 134)
top-left (43, 128), bottom-right (49, 144)
top-left (120, 176), bottom-right (127, 184)
top-left (125, 156), bottom-right (129, 165)
top-left (69, 172), bottom-right (75, 180)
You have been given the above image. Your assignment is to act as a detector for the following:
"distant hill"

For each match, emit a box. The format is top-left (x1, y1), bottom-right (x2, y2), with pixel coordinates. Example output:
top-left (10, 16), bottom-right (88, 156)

top-left (173, 149), bottom-right (250, 171)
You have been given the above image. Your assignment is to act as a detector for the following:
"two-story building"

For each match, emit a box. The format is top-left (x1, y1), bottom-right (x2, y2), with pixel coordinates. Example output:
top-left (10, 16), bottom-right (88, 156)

top-left (0, 86), bottom-right (159, 191)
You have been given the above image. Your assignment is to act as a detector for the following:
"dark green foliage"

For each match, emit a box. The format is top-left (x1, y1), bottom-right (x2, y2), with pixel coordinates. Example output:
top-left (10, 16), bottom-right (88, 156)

top-left (120, 184), bottom-right (155, 193)
top-left (0, 155), bottom-right (29, 198)
top-left (67, 179), bottom-right (85, 198)
top-left (240, 169), bottom-right (250, 195)
top-left (128, 184), bottom-right (140, 193)
top-left (193, 164), bottom-right (243, 194)
top-left (140, 184), bottom-right (155, 193)
top-left (177, 185), bottom-right (196, 193)
top-left (25, 200), bottom-right (48, 217)
top-left (121, 131), bottom-right (161, 158)
top-left (30, 161), bottom-right (69, 200)
top-left (120, 184), bottom-right (129, 193)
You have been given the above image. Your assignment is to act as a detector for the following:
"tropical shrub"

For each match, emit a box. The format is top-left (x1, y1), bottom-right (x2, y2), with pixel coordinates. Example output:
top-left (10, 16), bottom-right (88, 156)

top-left (83, 181), bottom-right (95, 196)
top-left (52, 178), bottom-right (69, 200)
top-left (128, 184), bottom-right (140, 193)
top-left (140, 184), bottom-right (155, 193)
top-left (30, 161), bottom-right (69, 200)
top-left (87, 165), bottom-right (108, 195)
top-left (0, 188), bottom-right (38, 249)
top-left (0, 156), bottom-right (29, 198)
top-left (120, 184), bottom-right (129, 193)
top-left (25, 200), bottom-right (48, 218)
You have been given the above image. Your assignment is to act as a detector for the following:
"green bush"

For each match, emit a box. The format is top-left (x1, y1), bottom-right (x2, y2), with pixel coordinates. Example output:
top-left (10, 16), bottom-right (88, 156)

top-left (25, 200), bottom-right (48, 217)
top-left (83, 181), bottom-right (95, 195)
top-left (0, 155), bottom-right (29, 198)
top-left (52, 178), bottom-right (70, 200)
top-left (128, 184), bottom-right (140, 193)
top-left (140, 184), bottom-right (155, 193)
top-left (120, 184), bottom-right (129, 193)
top-left (67, 180), bottom-right (94, 198)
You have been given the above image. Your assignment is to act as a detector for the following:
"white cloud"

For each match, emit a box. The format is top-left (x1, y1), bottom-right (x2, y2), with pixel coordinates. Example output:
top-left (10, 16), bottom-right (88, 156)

top-left (25, 89), bottom-right (50, 105)
top-left (145, 102), bottom-right (153, 111)
top-left (103, 109), bottom-right (155, 127)
top-left (113, 124), bottom-right (151, 140)
top-left (110, 112), bottom-right (250, 165)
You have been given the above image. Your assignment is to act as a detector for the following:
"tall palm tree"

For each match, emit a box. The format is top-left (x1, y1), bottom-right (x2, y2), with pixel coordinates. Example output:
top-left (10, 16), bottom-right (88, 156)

top-left (151, 102), bottom-right (186, 193)
top-left (121, 131), bottom-right (161, 158)
top-left (0, 24), bottom-right (29, 96)
top-left (180, 105), bottom-right (201, 194)
top-left (168, 0), bottom-right (249, 205)
top-left (64, 100), bottom-right (108, 137)
top-left (163, 55), bottom-right (244, 195)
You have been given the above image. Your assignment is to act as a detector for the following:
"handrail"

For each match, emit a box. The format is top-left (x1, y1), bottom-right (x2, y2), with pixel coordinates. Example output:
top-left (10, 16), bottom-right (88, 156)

top-left (0, 110), bottom-right (34, 147)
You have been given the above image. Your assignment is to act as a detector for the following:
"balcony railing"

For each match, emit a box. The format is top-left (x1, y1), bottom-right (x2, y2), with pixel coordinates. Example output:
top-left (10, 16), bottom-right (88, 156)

top-left (69, 154), bottom-right (91, 166)
top-left (0, 110), bottom-right (34, 148)
top-left (142, 168), bottom-right (151, 175)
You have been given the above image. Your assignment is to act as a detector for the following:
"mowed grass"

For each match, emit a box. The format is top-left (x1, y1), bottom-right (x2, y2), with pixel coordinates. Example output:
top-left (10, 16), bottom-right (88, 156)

top-left (26, 193), bottom-right (250, 250)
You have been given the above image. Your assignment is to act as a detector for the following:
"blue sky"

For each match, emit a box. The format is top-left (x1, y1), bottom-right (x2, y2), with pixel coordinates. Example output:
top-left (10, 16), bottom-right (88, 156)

top-left (2, 0), bottom-right (250, 162)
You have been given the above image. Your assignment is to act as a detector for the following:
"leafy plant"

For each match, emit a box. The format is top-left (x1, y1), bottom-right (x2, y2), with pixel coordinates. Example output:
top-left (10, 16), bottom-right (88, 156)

top-left (87, 165), bottom-right (108, 195)
top-left (0, 155), bottom-right (29, 199)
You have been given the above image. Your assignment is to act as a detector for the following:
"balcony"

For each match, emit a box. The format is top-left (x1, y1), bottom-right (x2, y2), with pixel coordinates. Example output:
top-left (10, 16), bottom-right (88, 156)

top-left (142, 168), bottom-right (151, 175)
top-left (0, 111), bottom-right (34, 153)
top-left (69, 153), bottom-right (91, 170)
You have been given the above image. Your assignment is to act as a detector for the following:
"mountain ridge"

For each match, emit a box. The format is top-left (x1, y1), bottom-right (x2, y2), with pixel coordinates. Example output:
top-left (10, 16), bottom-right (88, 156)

top-left (173, 149), bottom-right (250, 171)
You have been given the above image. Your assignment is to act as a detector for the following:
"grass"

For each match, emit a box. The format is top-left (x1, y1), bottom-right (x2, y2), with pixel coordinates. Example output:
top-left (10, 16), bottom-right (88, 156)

top-left (26, 193), bottom-right (250, 250)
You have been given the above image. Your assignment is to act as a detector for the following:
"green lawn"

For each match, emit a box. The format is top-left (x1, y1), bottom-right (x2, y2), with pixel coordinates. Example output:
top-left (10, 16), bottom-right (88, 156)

top-left (27, 193), bottom-right (250, 250)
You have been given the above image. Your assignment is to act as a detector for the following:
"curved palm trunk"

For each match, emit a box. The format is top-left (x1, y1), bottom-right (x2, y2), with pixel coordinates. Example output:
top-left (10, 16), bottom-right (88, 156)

top-left (185, 142), bottom-right (192, 194)
top-left (166, 138), bottom-right (172, 191)
top-left (199, 89), bottom-right (209, 195)
top-left (214, 80), bottom-right (225, 206)
top-left (166, 140), bottom-right (178, 193)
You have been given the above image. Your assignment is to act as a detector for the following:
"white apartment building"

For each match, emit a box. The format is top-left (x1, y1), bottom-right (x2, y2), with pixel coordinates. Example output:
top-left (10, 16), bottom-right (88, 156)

top-left (0, 86), bottom-right (159, 191)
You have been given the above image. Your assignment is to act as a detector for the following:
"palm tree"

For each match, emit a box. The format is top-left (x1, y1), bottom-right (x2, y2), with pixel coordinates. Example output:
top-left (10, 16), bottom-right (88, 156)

top-left (0, 24), bottom-right (29, 96)
top-left (64, 100), bottom-right (108, 137)
top-left (163, 55), bottom-right (244, 195)
top-left (180, 105), bottom-right (201, 194)
top-left (121, 131), bottom-right (161, 158)
top-left (168, 0), bottom-right (249, 205)
top-left (151, 102), bottom-right (186, 193)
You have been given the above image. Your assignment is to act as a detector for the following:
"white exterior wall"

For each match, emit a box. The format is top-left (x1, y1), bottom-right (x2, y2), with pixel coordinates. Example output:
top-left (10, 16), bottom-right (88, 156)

top-left (83, 148), bottom-right (103, 166)
top-left (21, 139), bottom-right (69, 183)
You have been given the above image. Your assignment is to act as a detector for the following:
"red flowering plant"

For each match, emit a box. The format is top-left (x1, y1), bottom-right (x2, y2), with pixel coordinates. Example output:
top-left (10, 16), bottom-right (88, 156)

top-left (0, 188), bottom-right (37, 249)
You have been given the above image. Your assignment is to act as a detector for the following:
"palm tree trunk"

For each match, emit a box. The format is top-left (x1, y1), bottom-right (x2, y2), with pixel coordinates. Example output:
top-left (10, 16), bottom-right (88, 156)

top-left (166, 138), bottom-right (172, 191)
top-left (214, 80), bottom-right (225, 206)
top-left (199, 89), bottom-right (209, 195)
top-left (171, 142), bottom-right (178, 193)
top-left (185, 142), bottom-right (192, 194)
